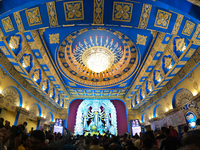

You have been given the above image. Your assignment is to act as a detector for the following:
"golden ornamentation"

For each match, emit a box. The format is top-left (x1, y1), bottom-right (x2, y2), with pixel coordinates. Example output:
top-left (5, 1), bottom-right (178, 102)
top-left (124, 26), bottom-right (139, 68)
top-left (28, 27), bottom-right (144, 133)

top-left (49, 33), bottom-right (59, 44)
top-left (141, 89), bottom-right (145, 98)
top-left (26, 7), bottom-right (42, 26)
top-left (119, 82), bottom-right (127, 87)
top-left (171, 14), bottom-right (183, 35)
top-left (0, 46), bottom-right (9, 55)
top-left (9, 36), bottom-right (20, 49)
top-left (93, 0), bottom-right (104, 24)
top-left (13, 11), bottom-right (25, 32)
top-left (68, 82), bottom-right (76, 86)
top-left (1, 16), bottom-right (14, 32)
top-left (64, 1), bottom-right (84, 21)
top-left (34, 70), bottom-right (40, 81)
top-left (192, 24), bottom-right (200, 45)
top-left (164, 57), bottom-right (172, 68)
top-left (42, 80), bottom-right (47, 90)
top-left (187, 0), bottom-right (200, 7)
top-left (0, 27), bottom-right (4, 41)
top-left (185, 48), bottom-right (196, 58)
top-left (175, 38), bottom-right (186, 51)
top-left (2, 86), bottom-right (20, 106)
top-left (147, 81), bottom-right (152, 91)
top-left (138, 4), bottom-right (152, 29)
top-left (46, 1), bottom-right (59, 27)
top-left (182, 20), bottom-right (195, 36)
top-left (49, 88), bottom-right (54, 97)
top-left (22, 55), bottom-right (31, 67)
top-left (28, 42), bottom-right (37, 50)
top-left (26, 35), bottom-right (31, 40)
top-left (136, 34), bottom-right (147, 46)
top-left (155, 70), bottom-right (161, 81)
top-left (112, 2), bottom-right (133, 22)
top-left (154, 10), bottom-right (171, 29)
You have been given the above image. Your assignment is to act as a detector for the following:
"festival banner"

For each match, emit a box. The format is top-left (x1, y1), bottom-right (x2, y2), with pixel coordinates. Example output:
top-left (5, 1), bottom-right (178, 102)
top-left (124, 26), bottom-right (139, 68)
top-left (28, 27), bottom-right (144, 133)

top-left (166, 110), bottom-right (186, 127)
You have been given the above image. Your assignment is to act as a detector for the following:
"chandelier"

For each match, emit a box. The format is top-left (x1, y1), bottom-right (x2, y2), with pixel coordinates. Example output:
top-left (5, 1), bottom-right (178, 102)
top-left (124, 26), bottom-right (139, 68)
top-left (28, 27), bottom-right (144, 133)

top-left (72, 36), bottom-right (123, 73)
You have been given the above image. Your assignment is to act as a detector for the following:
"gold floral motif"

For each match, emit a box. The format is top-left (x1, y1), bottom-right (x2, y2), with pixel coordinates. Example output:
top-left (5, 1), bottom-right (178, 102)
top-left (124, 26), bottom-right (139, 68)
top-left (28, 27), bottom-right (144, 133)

top-left (13, 11), bottom-right (25, 32)
top-left (182, 20), bottom-right (195, 36)
top-left (9, 36), bottom-right (20, 49)
top-left (154, 10), bottom-right (171, 29)
top-left (147, 81), bottom-right (152, 91)
top-left (0, 28), bottom-right (4, 41)
top-left (136, 34), bottom-right (147, 46)
top-left (26, 7), bottom-right (42, 26)
top-left (22, 55), bottom-right (31, 67)
top-left (46, 1), bottom-right (59, 27)
top-left (175, 38), bottom-right (186, 51)
top-left (1, 16), bottom-right (14, 32)
top-left (171, 14), bottom-right (183, 35)
top-left (138, 4), bottom-right (152, 29)
top-left (112, 2), bottom-right (133, 22)
top-left (49, 88), bottom-right (54, 97)
top-left (155, 70), bottom-right (161, 81)
top-left (64, 1), bottom-right (84, 21)
top-left (141, 89), bottom-right (145, 98)
top-left (164, 57), bottom-right (172, 68)
top-left (49, 33), bottom-right (59, 44)
top-left (34, 70), bottom-right (40, 81)
top-left (93, 0), bottom-right (104, 24)
top-left (42, 80), bottom-right (47, 90)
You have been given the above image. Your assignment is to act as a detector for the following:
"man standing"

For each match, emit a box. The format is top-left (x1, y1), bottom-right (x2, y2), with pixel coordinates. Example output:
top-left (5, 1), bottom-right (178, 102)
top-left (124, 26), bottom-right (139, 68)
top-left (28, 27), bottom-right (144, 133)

top-left (159, 128), bottom-right (180, 150)
top-left (23, 122), bottom-right (28, 135)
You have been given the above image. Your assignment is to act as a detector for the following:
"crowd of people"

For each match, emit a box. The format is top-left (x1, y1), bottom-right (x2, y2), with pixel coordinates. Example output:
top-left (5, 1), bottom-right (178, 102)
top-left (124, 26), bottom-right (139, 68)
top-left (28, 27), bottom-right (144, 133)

top-left (0, 117), bottom-right (200, 150)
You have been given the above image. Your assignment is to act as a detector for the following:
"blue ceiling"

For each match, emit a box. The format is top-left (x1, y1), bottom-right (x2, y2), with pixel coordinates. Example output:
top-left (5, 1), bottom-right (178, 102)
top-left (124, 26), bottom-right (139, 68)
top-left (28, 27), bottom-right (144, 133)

top-left (0, 0), bottom-right (199, 108)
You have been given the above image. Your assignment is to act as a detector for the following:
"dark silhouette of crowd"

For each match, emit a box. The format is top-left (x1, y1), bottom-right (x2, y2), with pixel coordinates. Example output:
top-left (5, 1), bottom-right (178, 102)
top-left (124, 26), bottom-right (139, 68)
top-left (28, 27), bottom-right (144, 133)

top-left (1, 117), bottom-right (200, 150)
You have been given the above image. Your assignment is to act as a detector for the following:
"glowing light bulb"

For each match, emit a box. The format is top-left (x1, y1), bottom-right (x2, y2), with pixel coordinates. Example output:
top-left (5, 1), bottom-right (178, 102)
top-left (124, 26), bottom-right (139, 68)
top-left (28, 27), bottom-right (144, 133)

top-left (193, 91), bottom-right (197, 96)
top-left (166, 108), bottom-right (168, 112)
top-left (26, 107), bottom-right (29, 110)
top-left (0, 89), bottom-right (2, 94)
top-left (22, 63), bottom-right (26, 68)
top-left (168, 65), bottom-right (172, 69)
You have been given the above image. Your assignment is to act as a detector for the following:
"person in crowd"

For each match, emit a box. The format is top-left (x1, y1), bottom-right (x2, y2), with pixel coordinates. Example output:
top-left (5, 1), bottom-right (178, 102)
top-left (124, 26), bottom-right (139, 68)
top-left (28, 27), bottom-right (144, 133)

top-left (83, 137), bottom-right (91, 150)
top-left (63, 136), bottom-right (76, 150)
top-left (108, 143), bottom-right (119, 150)
top-left (23, 122), bottom-right (28, 135)
top-left (121, 136), bottom-right (128, 149)
top-left (159, 128), bottom-right (180, 150)
top-left (111, 136), bottom-right (123, 150)
top-left (134, 134), bottom-right (141, 150)
top-left (182, 125), bottom-right (191, 144)
top-left (0, 118), bottom-right (4, 129)
top-left (90, 137), bottom-right (104, 150)
top-left (169, 126), bottom-right (179, 139)
top-left (18, 134), bottom-right (30, 150)
top-left (141, 136), bottom-right (154, 150)
top-left (74, 135), bottom-right (85, 150)
top-left (48, 129), bottom-right (70, 150)
top-left (30, 130), bottom-right (51, 150)
top-left (4, 120), bottom-right (11, 148)
top-left (156, 127), bottom-right (166, 148)
top-left (184, 134), bottom-right (200, 150)
top-left (29, 127), bottom-right (33, 136)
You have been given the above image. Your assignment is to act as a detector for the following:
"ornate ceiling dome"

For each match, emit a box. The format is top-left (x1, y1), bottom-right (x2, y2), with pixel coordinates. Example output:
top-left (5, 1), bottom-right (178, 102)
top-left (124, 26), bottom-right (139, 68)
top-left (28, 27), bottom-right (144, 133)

top-left (56, 27), bottom-right (139, 87)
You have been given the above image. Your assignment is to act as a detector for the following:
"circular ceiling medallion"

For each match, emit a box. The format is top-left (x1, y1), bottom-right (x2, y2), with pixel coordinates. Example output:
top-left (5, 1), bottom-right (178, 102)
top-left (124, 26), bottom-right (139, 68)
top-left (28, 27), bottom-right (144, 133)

top-left (56, 27), bottom-right (139, 87)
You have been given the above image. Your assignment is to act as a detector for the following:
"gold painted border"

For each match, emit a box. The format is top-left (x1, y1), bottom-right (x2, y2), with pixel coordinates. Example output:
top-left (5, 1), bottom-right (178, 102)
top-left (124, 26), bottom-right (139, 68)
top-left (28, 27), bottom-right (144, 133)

top-left (46, 1), bottom-right (59, 27)
top-left (25, 7), bottom-right (43, 26)
top-left (182, 20), bottom-right (195, 36)
top-left (112, 1), bottom-right (133, 22)
top-left (93, 0), bottom-right (104, 24)
top-left (138, 3), bottom-right (152, 29)
top-left (154, 9), bottom-right (171, 29)
top-left (171, 14), bottom-right (183, 35)
top-left (63, 1), bottom-right (84, 21)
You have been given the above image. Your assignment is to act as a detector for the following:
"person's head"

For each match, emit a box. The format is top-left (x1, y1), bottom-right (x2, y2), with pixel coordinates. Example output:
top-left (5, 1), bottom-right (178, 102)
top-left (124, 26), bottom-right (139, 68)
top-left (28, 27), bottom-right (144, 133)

top-left (185, 134), bottom-right (200, 150)
top-left (93, 138), bottom-right (99, 145)
top-left (30, 130), bottom-right (46, 150)
top-left (18, 124), bottom-right (25, 132)
top-left (108, 143), bottom-right (119, 150)
top-left (161, 127), bottom-right (166, 134)
top-left (5, 120), bottom-right (10, 127)
top-left (141, 136), bottom-right (153, 150)
top-left (21, 134), bottom-right (30, 147)
top-left (46, 133), bottom-right (55, 142)
top-left (0, 118), bottom-right (4, 124)
top-left (85, 138), bottom-right (90, 145)
top-left (164, 128), bottom-right (171, 136)
top-left (184, 126), bottom-right (189, 132)
top-left (23, 122), bottom-right (27, 127)
top-left (31, 127), bottom-right (34, 131)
